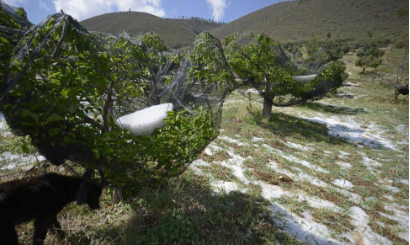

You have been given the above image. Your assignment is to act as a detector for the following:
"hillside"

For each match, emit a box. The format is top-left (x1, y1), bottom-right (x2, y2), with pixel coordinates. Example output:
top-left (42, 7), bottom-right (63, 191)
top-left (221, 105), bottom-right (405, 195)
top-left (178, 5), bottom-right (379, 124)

top-left (81, 12), bottom-right (195, 49)
top-left (211, 0), bottom-right (409, 44)
top-left (167, 18), bottom-right (222, 34)
top-left (81, 12), bottom-right (222, 49)
top-left (81, 0), bottom-right (408, 48)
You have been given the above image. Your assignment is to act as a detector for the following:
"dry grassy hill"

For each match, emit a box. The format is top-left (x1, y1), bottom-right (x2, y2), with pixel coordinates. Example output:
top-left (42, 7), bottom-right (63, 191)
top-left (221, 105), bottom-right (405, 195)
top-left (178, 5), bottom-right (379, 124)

top-left (81, 0), bottom-right (408, 48)
top-left (167, 18), bottom-right (222, 35)
top-left (81, 12), bottom-right (222, 49)
top-left (210, 0), bottom-right (409, 44)
top-left (81, 12), bottom-right (195, 49)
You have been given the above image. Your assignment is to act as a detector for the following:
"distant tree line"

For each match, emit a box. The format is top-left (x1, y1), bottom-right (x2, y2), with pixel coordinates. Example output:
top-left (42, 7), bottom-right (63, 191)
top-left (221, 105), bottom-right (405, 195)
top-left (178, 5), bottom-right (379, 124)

top-left (174, 16), bottom-right (226, 25)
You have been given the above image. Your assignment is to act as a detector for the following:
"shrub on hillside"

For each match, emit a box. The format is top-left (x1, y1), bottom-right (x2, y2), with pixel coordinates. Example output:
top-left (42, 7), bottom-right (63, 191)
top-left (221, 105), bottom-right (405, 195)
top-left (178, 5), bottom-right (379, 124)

top-left (355, 43), bottom-right (385, 73)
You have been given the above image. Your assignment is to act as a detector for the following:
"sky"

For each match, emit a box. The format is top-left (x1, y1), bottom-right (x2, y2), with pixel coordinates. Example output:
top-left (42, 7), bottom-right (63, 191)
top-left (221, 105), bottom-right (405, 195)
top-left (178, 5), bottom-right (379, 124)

top-left (2, 0), bottom-right (281, 24)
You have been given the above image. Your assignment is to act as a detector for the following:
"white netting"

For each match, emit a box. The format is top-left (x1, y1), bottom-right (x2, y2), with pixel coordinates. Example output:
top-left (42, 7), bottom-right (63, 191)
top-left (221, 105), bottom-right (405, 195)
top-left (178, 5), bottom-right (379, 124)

top-left (117, 103), bottom-right (174, 136)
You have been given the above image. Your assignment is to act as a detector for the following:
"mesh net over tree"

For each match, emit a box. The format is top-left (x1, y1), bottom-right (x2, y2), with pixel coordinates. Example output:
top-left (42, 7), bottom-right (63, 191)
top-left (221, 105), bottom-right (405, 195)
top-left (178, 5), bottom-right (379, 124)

top-left (0, 11), bottom-right (235, 187)
top-left (224, 33), bottom-right (347, 117)
top-left (0, 3), bottom-right (31, 90)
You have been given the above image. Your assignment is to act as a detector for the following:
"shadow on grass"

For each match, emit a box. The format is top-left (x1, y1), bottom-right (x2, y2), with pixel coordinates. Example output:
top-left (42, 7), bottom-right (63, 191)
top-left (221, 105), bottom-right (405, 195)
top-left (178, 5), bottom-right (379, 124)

top-left (305, 102), bottom-right (367, 115)
top-left (252, 111), bottom-right (349, 146)
top-left (68, 175), bottom-right (303, 245)
top-left (334, 91), bottom-right (355, 99)
top-left (252, 110), bottom-right (398, 151)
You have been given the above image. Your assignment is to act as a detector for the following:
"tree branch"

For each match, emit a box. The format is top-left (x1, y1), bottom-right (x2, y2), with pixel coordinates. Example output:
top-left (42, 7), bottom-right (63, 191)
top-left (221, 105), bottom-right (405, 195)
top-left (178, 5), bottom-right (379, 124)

top-left (84, 115), bottom-right (102, 129)
top-left (52, 17), bottom-right (69, 59)
top-left (102, 77), bottom-right (115, 133)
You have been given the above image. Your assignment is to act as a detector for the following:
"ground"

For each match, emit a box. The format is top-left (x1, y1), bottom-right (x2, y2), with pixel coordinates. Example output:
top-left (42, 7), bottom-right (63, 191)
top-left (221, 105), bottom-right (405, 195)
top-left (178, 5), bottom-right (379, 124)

top-left (0, 48), bottom-right (408, 245)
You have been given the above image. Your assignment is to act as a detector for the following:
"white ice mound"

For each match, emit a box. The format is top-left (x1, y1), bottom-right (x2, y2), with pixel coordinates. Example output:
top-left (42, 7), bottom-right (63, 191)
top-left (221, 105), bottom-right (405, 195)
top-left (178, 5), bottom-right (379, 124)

top-left (292, 74), bottom-right (318, 83)
top-left (117, 103), bottom-right (174, 136)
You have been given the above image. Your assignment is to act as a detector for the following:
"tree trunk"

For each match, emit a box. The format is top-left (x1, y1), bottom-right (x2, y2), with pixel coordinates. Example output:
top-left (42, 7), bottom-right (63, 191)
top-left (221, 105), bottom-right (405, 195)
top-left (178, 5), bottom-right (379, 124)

top-left (262, 80), bottom-right (273, 120)
top-left (112, 187), bottom-right (123, 204)
top-left (362, 67), bottom-right (366, 74)
top-left (262, 96), bottom-right (273, 119)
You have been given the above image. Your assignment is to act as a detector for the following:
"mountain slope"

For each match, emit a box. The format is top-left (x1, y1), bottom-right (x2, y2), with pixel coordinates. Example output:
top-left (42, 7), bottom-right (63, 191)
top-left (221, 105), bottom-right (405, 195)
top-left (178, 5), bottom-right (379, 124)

top-left (167, 18), bottom-right (222, 35)
top-left (81, 12), bottom-right (197, 49)
top-left (210, 0), bottom-right (409, 43)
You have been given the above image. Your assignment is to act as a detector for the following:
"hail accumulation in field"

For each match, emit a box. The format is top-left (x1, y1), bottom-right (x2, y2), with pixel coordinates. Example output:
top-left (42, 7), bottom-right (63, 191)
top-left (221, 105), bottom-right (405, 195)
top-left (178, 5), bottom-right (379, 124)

top-left (189, 53), bottom-right (409, 244)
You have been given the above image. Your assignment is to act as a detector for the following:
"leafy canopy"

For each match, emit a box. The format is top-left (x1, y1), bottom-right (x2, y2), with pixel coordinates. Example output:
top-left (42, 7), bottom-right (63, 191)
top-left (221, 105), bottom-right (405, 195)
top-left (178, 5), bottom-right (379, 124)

top-left (1, 13), bottom-right (231, 187)
top-left (224, 33), bottom-right (347, 108)
top-left (355, 43), bottom-right (385, 72)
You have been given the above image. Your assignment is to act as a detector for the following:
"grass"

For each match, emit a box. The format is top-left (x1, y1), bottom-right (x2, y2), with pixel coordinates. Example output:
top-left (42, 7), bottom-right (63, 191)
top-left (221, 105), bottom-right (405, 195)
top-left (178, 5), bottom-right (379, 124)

top-left (274, 196), bottom-right (309, 216)
top-left (198, 164), bottom-right (239, 183)
top-left (198, 150), bottom-right (231, 163)
top-left (0, 47), bottom-right (408, 244)
top-left (310, 208), bottom-right (354, 234)
top-left (13, 170), bottom-right (300, 245)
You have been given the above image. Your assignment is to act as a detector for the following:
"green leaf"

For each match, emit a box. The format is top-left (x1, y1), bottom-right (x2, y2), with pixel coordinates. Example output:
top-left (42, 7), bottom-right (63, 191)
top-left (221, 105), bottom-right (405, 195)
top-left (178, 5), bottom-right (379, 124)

top-left (61, 89), bottom-right (70, 98)
top-left (21, 109), bottom-right (39, 122)
top-left (63, 136), bottom-right (74, 143)
top-left (46, 115), bottom-right (65, 124)
top-left (89, 75), bottom-right (105, 85)
top-left (48, 71), bottom-right (62, 79)
top-left (48, 127), bottom-right (61, 136)
top-left (20, 143), bottom-right (31, 154)
top-left (119, 154), bottom-right (131, 162)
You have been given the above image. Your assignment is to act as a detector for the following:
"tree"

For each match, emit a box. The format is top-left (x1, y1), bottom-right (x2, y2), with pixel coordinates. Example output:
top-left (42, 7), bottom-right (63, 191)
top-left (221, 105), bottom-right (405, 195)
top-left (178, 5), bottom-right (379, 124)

top-left (303, 36), bottom-right (333, 72)
top-left (384, 50), bottom-right (409, 99)
top-left (0, 12), bottom-right (233, 191)
top-left (321, 39), bottom-right (351, 62)
top-left (305, 36), bottom-right (321, 59)
top-left (0, 2), bottom-right (32, 94)
top-left (303, 37), bottom-right (351, 70)
top-left (326, 32), bottom-right (331, 39)
top-left (225, 33), bottom-right (347, 119)
top-left (367, 31), bottom-right (374, 38)
top-left (355, 44), bottom-right (385, 73)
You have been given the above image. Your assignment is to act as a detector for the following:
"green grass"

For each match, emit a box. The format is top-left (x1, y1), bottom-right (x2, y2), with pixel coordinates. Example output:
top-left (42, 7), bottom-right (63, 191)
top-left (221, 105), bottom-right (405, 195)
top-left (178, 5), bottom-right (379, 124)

top-left (310, 208), bottom-right (354, 234)
top-left (198, 163), bottom-right (239, 183)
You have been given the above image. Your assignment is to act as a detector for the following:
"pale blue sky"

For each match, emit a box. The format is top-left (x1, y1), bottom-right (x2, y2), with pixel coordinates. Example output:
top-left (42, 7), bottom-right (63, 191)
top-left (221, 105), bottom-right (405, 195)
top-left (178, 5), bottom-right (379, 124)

top-left (2, 0), bottom-right (281, 24)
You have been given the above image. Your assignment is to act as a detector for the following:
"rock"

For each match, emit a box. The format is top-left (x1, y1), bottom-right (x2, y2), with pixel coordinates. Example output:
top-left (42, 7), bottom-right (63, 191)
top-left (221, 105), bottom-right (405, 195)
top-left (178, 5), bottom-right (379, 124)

top-left (278, 174), bottom-right (293, 183)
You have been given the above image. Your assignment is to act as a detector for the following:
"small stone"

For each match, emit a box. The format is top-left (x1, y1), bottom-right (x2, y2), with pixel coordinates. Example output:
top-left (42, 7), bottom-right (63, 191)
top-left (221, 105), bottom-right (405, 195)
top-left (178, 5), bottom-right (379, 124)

top-left (278, 174), bottom-right (293, 182)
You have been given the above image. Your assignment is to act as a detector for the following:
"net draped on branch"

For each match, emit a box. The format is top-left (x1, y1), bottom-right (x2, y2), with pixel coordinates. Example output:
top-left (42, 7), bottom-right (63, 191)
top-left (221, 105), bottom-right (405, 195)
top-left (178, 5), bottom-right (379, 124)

top-left (0, 11), bottom-right (235, 187)
top-left (224, 33), bottom-right (347, 113)
top-left (0, 3), bottom-right (31, 92)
